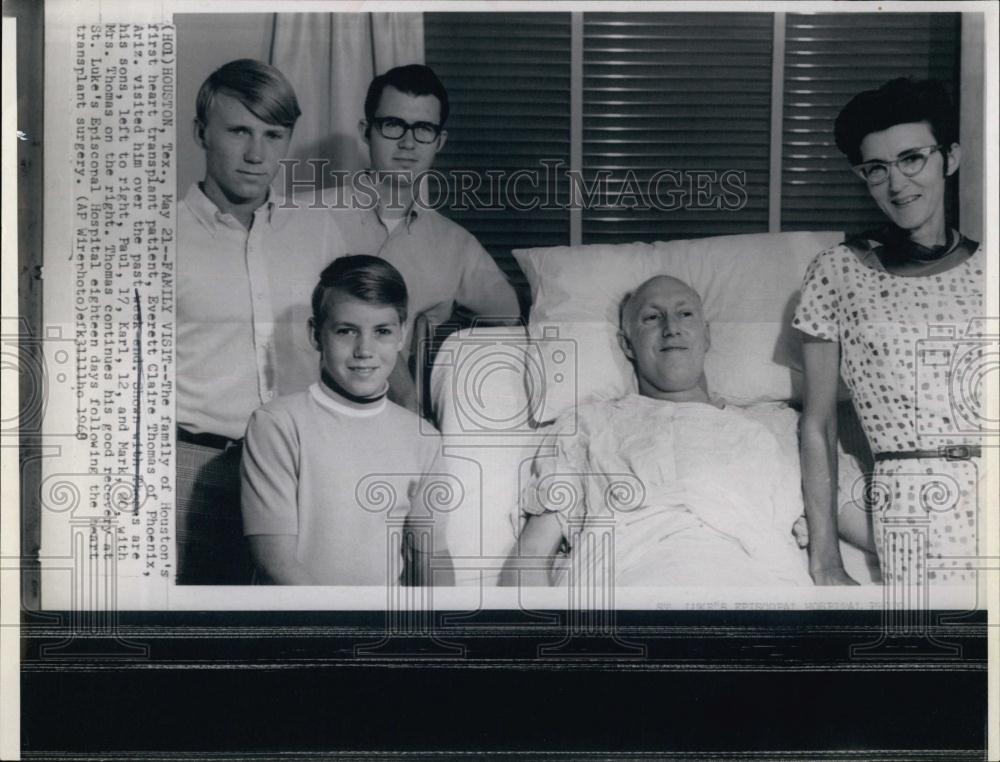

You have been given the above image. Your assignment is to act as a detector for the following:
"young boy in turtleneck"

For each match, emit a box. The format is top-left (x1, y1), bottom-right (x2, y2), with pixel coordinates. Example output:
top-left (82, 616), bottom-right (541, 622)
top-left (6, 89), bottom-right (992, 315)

top-left (240, 255), bottom-right (447, 585)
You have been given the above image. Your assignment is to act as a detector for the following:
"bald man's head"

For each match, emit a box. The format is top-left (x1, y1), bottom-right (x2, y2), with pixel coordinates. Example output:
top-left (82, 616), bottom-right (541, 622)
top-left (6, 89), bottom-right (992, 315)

top-left (617, 275), bottom-right (711, 403)
top-left (618, 276), bottom-right (703, 331)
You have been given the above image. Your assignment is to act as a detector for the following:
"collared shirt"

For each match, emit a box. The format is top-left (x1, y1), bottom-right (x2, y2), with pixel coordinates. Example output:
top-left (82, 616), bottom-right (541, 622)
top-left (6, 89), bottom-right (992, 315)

top-left (177, 183), bottom-right (347, 439)
top-left (332, 185), bottom-right (520, 345)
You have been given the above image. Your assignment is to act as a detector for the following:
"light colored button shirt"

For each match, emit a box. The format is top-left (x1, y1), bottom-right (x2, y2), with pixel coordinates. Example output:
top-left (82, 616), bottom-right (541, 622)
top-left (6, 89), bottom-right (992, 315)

top-left (332, 184), bottom-right (521, 345)
top-left (177, 183), bottom-right (347, 439)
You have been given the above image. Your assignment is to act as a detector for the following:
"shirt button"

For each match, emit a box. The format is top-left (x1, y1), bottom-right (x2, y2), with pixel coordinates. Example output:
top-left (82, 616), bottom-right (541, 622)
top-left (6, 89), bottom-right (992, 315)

top-left (264, 390), bottom-right (275, 401)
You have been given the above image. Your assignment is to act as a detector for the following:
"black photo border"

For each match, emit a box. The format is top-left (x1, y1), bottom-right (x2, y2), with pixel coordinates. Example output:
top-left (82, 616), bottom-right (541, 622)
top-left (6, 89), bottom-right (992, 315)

top-left (10, 2), bottom-right (994, 758)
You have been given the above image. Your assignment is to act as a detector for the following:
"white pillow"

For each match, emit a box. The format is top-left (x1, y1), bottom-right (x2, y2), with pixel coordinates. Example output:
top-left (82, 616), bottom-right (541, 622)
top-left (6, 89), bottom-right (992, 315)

top-left (513, 231), bottom-right (845, 422)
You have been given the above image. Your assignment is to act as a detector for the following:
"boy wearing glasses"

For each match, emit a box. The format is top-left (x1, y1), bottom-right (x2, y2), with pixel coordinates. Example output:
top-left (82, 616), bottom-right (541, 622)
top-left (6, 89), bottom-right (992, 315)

top-left (336, 64), bottom-right (521, 412)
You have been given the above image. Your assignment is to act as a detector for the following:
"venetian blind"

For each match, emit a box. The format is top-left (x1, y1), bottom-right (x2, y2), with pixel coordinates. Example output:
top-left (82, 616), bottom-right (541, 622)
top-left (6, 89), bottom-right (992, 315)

top-left (781, 13), bottom-right (961, 232)
top-left (424, 13), bottom-right (572, 298)
top-left (581, 13), bottom-right (774, 244)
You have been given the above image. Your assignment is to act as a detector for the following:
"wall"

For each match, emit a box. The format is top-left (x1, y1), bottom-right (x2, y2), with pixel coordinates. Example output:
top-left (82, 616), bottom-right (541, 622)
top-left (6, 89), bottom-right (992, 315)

top-left (174, 11), bottom-right (980, 242)
top-left (175, 14), bottom-right (273, 194)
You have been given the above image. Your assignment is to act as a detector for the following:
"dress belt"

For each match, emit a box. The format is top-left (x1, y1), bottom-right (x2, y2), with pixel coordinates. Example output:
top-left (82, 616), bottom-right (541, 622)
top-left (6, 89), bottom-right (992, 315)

top-left (176, 427), bottom-right (243, 451)
top-left (873, 445), bottom-right (981, 462)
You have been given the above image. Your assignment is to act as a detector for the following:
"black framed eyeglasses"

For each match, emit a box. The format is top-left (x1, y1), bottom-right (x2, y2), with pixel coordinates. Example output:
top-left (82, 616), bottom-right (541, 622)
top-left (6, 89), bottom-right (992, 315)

top-left (851, 145), bottom-right (945, 185)
top-left (371, 116), bottom-right (442, 144)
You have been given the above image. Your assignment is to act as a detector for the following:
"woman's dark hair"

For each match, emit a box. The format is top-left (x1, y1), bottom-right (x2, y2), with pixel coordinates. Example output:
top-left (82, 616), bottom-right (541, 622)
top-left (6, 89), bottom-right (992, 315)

top-left (364, 64), bottom-right (450, 127)
top-left (834, 78), bottom-right (957, 165)
top-left (311, 255), bottom-right (408, 333)
top-left (196, 59), bottom-right (302, 131)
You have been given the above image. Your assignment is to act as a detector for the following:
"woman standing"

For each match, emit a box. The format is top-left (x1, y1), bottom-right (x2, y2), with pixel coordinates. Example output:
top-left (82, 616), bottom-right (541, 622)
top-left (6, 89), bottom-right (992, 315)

top-left (794, 78), bottom-right (983, 586)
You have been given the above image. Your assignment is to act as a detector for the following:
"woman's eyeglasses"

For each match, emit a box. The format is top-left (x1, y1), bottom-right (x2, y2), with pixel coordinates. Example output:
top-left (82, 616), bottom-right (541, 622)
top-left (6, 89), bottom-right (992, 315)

top-left (371, 117), bottom-right (442, 144)
top-left (851, 145), bottom-right (945, 185)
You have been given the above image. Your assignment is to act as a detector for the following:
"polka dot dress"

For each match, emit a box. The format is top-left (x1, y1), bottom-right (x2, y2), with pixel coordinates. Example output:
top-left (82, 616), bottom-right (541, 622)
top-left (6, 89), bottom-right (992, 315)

top-left (793, 243), bottom-right (984, 585)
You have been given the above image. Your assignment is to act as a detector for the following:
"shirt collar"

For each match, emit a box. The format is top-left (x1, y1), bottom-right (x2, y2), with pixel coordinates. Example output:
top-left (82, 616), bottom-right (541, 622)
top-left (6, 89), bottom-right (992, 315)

top-left (379, 206), bottom-right (418, 232)
top-left (626, 391), bottom-right (726, 410)
top-left (184, 182), bottom-right (281, 233)
top-left (352, 171), bottom-right (420, 231)
top-left (848, 226), bottom-right (979, 274)
top-left (309, 382), bottom-right (387, 418)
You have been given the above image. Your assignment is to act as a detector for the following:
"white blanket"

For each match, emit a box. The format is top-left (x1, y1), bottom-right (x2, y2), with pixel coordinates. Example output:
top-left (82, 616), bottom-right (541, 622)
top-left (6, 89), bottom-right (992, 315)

top-left (523, 395), bottom-right (812, 586)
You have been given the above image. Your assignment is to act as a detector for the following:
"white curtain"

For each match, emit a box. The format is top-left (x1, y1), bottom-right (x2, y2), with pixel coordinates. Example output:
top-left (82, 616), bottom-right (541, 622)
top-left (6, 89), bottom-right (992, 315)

top-left (269, 13), bottom-right (424, 192)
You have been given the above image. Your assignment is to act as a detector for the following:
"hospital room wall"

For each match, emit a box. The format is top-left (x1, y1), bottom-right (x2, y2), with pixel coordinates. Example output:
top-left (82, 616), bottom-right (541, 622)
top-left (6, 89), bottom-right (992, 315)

top-left (173, 12), bottom-right (981, 247)
top-left (176, 14), bottom-right (273, 196)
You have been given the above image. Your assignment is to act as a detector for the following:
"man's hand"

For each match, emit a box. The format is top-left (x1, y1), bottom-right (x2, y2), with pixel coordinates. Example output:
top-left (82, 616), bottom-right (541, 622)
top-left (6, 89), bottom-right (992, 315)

top-left (810, 566), bottom-right (860, 586)
top-left (792, 514), bottom-right (809, 549)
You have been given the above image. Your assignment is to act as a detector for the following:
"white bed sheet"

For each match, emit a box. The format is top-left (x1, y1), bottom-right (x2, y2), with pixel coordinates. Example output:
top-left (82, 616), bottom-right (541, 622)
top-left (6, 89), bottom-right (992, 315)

top-left (430, 328), bottom-right (880, 587)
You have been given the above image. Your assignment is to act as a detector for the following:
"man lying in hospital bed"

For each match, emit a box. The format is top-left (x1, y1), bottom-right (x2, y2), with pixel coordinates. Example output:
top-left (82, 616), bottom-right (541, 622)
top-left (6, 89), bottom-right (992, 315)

top-left (500, 274), bottom-right (813, 587)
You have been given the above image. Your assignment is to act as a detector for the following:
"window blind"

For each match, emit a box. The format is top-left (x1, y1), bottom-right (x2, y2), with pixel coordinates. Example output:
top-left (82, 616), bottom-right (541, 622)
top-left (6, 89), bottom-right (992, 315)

top-left (781, 13), bottom-right (961, 233)
top-left (425, 11), bottom-right (963, 259)
top-left (581, 12), bottom-right (774, 244)
top-left (425, 12), bottom-right (572, 296)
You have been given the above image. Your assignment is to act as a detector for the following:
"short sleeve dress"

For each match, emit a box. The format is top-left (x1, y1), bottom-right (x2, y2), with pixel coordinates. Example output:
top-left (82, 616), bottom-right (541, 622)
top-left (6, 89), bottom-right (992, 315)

top-left (793, 240), bottom-right (985, 584)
